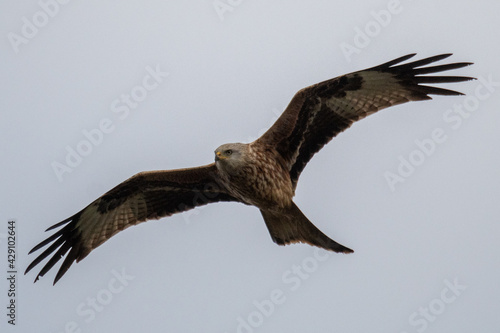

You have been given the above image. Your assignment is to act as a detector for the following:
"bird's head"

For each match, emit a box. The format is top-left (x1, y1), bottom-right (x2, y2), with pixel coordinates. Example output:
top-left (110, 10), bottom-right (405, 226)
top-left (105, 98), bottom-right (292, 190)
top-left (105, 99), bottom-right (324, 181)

top-left (214, 143), bottom-right (250, 175)
top-left (214, 143), bottom-right (246, 162)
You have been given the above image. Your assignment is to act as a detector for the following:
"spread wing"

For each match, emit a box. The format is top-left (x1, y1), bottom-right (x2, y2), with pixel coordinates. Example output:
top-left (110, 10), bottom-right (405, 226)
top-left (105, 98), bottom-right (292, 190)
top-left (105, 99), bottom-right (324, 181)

top-left (25, 163), bottom-right (237, 285)
top-left (256, 53), bottom-right (474, 188)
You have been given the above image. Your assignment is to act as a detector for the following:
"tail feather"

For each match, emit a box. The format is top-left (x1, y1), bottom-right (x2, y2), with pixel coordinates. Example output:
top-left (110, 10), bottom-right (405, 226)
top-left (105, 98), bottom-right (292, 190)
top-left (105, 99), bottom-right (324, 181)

top-left (260, 202), bottom-right (353, 253)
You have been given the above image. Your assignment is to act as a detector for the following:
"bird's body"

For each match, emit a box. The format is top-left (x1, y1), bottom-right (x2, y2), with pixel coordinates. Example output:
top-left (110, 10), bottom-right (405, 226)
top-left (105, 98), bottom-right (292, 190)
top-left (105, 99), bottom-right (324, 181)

top-left (215, 142), bottom-right (294, 209)
top-left (26, 53), bottom-right (474, 284)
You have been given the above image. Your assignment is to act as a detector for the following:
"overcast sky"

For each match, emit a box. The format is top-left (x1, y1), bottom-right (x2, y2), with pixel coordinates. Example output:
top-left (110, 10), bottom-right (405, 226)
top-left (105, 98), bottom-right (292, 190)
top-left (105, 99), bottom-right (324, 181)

top-left (1, 1), bottom-right (499, 332)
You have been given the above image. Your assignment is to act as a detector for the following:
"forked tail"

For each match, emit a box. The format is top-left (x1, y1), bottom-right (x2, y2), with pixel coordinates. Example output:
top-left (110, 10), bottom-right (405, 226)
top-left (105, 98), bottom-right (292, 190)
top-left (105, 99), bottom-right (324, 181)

top-left (260, 202), bottom-right (353, 253)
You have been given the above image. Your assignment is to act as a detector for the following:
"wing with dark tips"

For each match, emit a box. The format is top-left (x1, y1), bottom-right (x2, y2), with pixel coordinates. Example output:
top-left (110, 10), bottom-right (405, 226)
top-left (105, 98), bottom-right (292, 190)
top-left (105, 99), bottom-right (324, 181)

top-left (25, 163), bottom-right (237, 285)
top-left (256, 54), bottom-right (474, 188)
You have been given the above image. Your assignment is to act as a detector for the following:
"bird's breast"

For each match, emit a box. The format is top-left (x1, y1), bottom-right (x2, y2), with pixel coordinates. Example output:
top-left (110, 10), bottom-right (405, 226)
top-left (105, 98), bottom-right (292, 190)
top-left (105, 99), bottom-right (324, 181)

top-left (219, 147), bottom-right (294, 209)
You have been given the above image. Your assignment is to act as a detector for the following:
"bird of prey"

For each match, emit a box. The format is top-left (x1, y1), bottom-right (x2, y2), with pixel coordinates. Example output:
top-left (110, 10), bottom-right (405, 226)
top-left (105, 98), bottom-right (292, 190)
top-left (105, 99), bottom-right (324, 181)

top-left (26, 54), bottom-right (473, 284)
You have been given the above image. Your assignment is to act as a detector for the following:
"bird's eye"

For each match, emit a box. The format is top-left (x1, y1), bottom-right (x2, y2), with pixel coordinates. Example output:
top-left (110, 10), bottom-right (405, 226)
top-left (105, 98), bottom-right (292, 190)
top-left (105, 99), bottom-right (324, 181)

top-left (225, 149), bottom-right (232, 155)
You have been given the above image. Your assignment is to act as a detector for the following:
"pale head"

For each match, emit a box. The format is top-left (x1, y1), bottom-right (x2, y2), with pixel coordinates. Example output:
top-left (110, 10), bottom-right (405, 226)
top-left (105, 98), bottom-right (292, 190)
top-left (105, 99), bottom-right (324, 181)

top-left (214, 143), bottom-right (250, 173)
top-left (214, 143), bottom-right (247, 161)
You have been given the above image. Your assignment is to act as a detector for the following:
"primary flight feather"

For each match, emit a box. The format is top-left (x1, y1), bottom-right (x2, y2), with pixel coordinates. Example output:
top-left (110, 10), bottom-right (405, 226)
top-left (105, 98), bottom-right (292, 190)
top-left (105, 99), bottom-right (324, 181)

top-left (26, 53), bottom-right (474, 284)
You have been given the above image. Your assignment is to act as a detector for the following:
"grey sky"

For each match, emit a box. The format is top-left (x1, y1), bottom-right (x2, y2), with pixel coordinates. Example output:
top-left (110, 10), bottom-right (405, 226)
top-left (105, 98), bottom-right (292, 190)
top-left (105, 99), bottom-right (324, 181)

top-left (1, 1), bottom-right (499, 332)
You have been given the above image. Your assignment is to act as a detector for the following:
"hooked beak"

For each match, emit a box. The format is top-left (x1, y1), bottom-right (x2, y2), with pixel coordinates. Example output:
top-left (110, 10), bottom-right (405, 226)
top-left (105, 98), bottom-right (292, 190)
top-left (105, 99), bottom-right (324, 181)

top-left (215, 151), bottom-right (224, 161)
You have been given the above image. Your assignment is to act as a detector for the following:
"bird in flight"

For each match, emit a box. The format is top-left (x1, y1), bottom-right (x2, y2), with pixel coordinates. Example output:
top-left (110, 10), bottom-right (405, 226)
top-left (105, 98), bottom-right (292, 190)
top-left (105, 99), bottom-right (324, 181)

top-left (26, 54), bottom-right (473, 284)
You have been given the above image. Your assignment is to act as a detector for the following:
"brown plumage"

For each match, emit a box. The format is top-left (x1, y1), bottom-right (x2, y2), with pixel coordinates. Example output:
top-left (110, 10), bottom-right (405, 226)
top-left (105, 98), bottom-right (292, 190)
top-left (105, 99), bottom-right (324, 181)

top-left (26, 54), bottom-right (474, 284)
